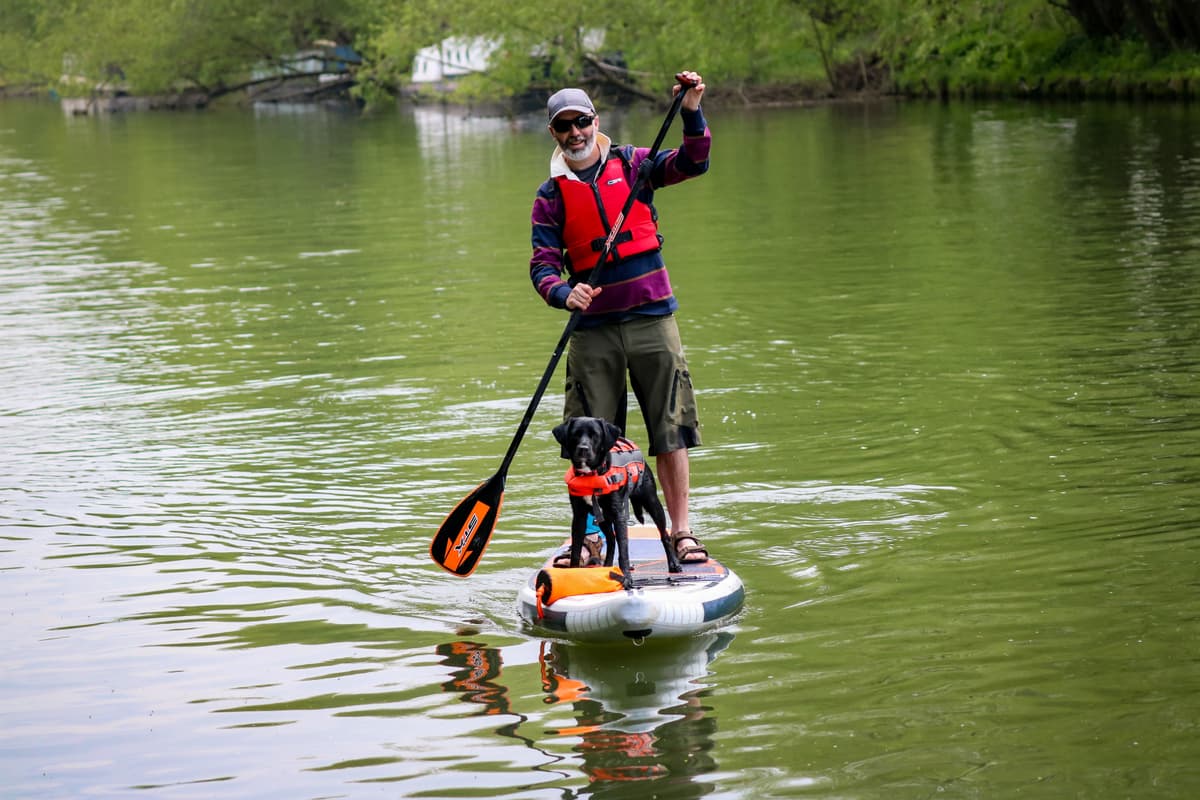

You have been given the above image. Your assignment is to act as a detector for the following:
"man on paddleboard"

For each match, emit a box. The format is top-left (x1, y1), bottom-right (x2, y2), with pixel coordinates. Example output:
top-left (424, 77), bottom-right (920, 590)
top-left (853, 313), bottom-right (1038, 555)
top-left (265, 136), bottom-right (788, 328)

top-left (529, 70), bottom-right (710, 566)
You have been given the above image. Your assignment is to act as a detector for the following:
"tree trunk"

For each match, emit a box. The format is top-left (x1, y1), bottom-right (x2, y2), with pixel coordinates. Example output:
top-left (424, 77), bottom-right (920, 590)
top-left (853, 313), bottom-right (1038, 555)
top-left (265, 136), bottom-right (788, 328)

top-left (1125, 0), bottom-right (1173, 52)
top-left (809, 12), bottom-right (838, 95)
top-left (1165, 0), bottom-right (1200, 49)
top-left (579, 54), bottom-right (658, 103)
top-left (1060, 0), bottom-right (1126, 38)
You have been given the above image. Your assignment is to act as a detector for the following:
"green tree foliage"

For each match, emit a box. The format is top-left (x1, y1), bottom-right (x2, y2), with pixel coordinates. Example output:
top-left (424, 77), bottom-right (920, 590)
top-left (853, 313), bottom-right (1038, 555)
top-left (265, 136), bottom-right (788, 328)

top-left (12, 0), bottom-right (373, 96)
top-left (865, 1), bottom-right (1074, 87)
top-left (0, 0), bottom-right (45, 87)
top-left (848, 0), bottom-right (1197, 94)
top-left (0, 0), bottom-right (1196, 102)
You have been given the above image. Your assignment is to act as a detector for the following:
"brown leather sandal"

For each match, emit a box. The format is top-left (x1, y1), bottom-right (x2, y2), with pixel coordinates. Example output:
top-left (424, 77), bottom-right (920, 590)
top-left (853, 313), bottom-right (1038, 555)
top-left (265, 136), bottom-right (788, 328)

top-left (583, 534), bottom-right (604, 566)
top-left (552, 535), bottom-right (604, 568)
top-left (671, 531), bottom-right (709, 563)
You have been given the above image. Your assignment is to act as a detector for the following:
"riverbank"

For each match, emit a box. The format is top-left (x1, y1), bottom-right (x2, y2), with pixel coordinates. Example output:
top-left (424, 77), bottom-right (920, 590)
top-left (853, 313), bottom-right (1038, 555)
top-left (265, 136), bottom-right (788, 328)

top-left (9, 70), bottom-right (1197, 118)
top-left (893, 75), bottom-right (1197, 103)
top-left (700, 72), bottom-right (1197, 106)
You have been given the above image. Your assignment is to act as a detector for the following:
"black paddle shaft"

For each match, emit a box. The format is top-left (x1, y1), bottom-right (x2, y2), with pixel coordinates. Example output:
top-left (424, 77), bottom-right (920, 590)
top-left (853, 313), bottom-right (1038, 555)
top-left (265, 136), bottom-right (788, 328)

top-left (493, 74), bottom-right (699, 481)
top-left (430, 74), bottom-right (699, 577)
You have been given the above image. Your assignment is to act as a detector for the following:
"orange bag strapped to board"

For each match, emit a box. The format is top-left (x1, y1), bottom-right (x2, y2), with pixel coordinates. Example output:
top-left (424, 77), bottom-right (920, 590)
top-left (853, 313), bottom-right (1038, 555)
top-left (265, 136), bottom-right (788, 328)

top-left (535, 566), bottom-right (625, 617)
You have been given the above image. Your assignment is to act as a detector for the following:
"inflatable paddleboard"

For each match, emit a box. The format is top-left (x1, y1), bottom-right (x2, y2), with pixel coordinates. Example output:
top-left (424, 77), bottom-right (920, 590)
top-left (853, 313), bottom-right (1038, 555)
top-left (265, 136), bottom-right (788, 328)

top-left (517, 524), bottom-right (744, 643)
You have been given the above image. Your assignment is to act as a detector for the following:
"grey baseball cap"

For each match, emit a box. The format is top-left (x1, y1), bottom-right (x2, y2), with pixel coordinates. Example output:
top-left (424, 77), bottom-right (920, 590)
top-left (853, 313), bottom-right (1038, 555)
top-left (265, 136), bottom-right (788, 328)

top-left (547, 88), bottom-right (595, 121)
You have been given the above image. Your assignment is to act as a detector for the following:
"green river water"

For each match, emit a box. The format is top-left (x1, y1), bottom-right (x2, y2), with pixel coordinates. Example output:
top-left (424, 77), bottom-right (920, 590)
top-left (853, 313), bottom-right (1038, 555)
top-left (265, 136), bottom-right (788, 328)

top-left (1, 96), bottom-right (1198, 799)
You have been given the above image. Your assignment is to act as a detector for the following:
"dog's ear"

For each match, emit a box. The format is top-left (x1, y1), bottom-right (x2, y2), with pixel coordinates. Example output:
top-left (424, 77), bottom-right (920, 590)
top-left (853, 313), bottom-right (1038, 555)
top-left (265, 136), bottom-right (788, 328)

top-left (552, 421), bottom-right (571, 458)
top-left (600, 419), bottom-right (621, 451)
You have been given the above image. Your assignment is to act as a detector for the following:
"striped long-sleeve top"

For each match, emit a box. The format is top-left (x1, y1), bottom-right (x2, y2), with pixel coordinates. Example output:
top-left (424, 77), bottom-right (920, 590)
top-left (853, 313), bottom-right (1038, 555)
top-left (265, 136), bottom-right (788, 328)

top-left (529, 107), bottom-right (710, 328)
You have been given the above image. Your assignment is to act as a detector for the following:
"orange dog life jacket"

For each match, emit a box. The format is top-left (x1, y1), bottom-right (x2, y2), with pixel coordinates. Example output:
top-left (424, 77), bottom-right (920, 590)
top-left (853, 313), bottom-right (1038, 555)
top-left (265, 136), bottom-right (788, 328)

top-left (563, 437), bottom-right (646, 497)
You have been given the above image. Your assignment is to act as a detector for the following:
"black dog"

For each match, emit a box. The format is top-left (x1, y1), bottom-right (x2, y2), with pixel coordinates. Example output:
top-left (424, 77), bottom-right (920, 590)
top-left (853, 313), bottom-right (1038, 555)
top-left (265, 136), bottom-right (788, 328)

top-left (552, 417), bottom-right (682, 588)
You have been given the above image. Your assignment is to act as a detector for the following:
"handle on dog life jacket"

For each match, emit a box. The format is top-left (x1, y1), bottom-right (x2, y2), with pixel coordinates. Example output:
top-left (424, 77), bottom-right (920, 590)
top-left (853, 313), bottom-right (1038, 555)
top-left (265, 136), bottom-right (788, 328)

top-left (493, 73), bottom-right (698, 481)
top-left (591, 490), bottom-right (606, 525)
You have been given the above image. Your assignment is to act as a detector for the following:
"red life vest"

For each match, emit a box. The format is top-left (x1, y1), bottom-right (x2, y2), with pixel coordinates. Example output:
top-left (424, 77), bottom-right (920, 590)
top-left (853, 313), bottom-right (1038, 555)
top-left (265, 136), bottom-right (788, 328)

top-left (564, 437), bottom-right (646, 497)
top-left (556, 153), bottom-right (661, 276)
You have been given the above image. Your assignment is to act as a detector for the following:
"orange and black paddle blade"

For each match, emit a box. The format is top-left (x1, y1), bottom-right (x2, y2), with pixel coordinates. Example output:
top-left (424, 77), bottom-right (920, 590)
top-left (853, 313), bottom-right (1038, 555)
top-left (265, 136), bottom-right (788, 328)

top-left (430, 472), bottom-right (505, 577)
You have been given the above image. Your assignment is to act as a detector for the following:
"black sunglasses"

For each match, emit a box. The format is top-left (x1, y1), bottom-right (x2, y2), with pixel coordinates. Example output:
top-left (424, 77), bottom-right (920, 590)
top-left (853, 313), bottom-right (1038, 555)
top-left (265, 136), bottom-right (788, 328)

top-left (551, 114), bottom-right (595, 133)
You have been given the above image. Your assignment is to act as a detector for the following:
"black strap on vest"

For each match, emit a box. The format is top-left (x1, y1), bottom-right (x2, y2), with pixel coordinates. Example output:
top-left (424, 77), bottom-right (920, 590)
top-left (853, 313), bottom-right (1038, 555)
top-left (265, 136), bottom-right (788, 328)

top-left (591, 230), bottom-right (633, 251)
top-left (584, 146), bottom-right (640, 255)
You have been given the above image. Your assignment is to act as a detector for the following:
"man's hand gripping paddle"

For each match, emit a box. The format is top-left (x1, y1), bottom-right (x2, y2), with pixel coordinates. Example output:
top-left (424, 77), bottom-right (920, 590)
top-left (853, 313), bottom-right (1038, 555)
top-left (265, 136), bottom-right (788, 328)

top-left (430, 73), bottom-right (699, 576)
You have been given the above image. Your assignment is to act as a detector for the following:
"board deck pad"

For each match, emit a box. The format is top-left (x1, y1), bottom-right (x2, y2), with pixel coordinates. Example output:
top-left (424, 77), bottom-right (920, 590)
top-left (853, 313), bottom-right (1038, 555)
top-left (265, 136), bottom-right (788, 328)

top-left (543, 524), bottom-right (729, 583)
top-left (519, 523), bottom-right (745, 641)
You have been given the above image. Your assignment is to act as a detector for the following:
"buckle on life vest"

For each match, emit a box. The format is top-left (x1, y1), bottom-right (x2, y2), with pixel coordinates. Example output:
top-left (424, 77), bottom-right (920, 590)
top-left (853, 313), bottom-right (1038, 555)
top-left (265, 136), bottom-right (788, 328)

top-left (590, 230), bottom-right (633, 252)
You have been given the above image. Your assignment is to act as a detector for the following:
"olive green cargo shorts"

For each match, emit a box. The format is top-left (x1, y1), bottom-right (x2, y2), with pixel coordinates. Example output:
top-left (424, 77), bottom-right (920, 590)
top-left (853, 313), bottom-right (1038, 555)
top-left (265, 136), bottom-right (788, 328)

top-left (563, 314), bottom-right (701, 456)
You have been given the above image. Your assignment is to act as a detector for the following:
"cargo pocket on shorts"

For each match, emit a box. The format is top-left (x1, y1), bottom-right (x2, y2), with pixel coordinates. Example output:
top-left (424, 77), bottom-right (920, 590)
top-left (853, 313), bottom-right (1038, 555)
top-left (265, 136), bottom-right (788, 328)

top-left (669, 368), bottom-right (699, 428)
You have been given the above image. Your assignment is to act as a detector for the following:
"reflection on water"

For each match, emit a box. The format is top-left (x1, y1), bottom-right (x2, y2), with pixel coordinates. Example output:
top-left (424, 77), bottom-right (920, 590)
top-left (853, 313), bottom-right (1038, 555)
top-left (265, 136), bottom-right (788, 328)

top-left (542, 636), bottom-right (728, 791)
top-left (437, 634), bottom-right (733, 795)
top-left (3, 97), bottom-right (1200, 798)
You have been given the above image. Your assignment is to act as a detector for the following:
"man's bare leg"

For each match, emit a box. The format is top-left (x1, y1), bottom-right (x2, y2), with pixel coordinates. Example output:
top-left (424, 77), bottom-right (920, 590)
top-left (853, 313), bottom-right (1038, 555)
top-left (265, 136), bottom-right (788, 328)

top-left (655, 448), bottom-right (690, 534)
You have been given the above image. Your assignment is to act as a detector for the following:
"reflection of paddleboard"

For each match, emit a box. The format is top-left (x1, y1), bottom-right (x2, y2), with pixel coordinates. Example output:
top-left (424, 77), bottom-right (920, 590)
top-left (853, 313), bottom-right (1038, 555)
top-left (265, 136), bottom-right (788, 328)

top-left (543, 632), bottom-right (735, 732)
top-left (517, 525), bottom-right (745, 643)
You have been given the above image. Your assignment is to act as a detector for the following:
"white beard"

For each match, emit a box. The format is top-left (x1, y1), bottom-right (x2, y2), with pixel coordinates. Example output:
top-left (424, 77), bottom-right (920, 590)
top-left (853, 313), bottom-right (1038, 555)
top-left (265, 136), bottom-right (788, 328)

top-left (563, 137), bottom-right (596, 164)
